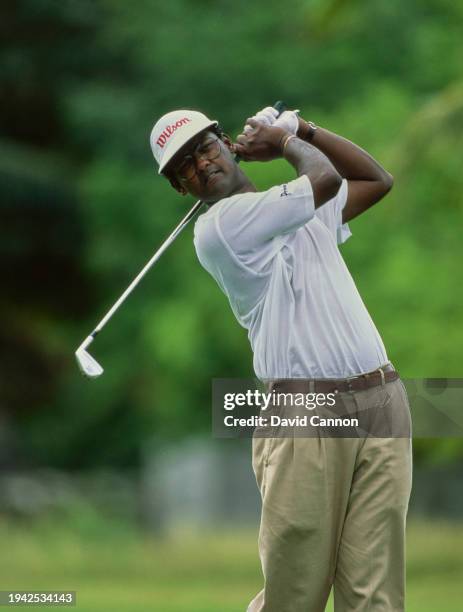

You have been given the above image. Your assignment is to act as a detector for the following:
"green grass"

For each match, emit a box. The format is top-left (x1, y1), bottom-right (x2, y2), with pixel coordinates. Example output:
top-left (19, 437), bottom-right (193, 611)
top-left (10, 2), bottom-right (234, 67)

top-left (0, 519), bottom-right (462, 611)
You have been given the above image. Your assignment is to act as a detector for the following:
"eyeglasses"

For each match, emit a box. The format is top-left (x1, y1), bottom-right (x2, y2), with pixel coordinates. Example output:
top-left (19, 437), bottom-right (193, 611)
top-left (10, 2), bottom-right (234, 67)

top-left (176, 136), bottom-right (221, 181)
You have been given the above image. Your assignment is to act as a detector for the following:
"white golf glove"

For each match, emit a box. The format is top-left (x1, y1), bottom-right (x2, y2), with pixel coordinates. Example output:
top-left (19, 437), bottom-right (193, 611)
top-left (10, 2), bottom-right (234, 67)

top-left (243, 106), bottom-right (279, 133)
top-left (244, 107), bottom-right (300, 136)
top-left (273, 110), bottom-right (300, 135)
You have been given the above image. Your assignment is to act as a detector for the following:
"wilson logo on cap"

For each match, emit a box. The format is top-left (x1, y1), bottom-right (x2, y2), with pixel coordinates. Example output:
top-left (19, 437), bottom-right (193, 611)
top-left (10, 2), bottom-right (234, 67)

top-left (150, 109), bottom-right (217, 174)
top-left (156, 118), bottom-right (192, 148)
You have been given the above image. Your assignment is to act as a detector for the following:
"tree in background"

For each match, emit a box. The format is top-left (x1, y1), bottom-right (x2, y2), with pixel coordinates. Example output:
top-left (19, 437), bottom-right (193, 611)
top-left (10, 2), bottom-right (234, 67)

top-left (1, 0), bottom-right (462, 468)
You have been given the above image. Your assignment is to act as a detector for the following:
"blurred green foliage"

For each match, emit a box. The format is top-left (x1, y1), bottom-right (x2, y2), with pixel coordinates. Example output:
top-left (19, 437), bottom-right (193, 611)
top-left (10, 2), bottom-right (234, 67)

top-left (1, 0), bottom-right (462, 468)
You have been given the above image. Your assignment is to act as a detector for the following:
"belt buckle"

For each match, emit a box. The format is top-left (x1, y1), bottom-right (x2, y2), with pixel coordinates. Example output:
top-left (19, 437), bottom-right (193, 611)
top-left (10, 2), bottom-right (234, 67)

top-left (367, 367), bottom-right (386, 387)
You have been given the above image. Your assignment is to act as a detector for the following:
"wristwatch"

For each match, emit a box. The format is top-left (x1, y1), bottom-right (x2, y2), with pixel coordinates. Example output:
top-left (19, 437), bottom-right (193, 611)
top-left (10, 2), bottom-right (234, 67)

top-left (304, 120), bottom-right (318, 142)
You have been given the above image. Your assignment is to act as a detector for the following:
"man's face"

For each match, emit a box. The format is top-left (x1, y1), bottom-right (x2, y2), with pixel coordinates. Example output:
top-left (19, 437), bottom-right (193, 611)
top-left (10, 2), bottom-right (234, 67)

top-left (166, 130), bottom-right (240, 203)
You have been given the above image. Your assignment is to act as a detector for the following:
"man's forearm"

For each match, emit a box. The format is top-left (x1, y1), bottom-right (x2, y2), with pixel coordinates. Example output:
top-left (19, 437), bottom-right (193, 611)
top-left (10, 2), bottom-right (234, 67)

top-left (284, 136), bottom-right (336, 181)
top-left (283, 136), bottom-right (342, 207)
top-left (298, 120), bottom-right (393, 185)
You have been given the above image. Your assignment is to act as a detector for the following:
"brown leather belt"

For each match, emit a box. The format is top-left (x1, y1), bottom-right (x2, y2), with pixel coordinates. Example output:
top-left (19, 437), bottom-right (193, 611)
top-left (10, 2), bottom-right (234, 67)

top-left (268, 363), bottom-right (399, 395)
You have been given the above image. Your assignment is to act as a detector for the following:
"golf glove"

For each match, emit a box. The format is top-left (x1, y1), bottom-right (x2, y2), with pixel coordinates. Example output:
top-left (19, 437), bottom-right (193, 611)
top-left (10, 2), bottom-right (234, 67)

top-left (244, 106), bottom-right (279, 133)
top-left (273, 110), bottom-right (299, 135)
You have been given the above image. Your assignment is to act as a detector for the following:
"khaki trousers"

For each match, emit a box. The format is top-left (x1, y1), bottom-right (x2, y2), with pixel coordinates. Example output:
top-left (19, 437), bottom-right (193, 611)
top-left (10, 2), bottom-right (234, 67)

top-left (248, 378), bottom-right (413, 612)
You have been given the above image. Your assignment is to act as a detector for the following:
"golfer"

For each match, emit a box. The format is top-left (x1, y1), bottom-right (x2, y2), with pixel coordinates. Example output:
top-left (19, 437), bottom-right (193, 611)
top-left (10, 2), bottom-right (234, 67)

top-left (150, 107), bottom-right (412, 611)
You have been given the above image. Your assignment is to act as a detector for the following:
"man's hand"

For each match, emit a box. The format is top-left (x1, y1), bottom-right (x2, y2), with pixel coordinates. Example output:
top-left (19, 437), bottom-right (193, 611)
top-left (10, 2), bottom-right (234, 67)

top-left (243, 106), bottom-right (279, 133)
top-left (234, 118), bottom-right (290, 162)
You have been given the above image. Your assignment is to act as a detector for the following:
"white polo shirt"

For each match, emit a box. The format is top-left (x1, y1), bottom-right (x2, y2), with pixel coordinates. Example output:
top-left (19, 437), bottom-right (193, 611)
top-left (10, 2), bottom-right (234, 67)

top-left (193, 175), bottom-right (388, 380)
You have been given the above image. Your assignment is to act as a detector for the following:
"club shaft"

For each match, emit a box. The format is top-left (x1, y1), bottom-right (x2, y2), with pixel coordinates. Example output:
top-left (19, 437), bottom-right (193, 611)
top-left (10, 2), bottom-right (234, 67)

top-left (92, 199), bottom-right (204, 335)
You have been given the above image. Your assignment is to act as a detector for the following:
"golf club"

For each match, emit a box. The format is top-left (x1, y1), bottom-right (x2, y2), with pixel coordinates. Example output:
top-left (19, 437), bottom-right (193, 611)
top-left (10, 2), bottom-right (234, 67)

top-left (75, 101), bottom-right (286, 378)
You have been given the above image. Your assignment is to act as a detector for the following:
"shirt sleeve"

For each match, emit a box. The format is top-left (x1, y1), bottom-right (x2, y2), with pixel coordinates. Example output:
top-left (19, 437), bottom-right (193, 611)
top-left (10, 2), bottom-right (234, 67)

top-left (314, 178), bottom-right (352, 244)
top-left (217, 175), bottom-right (315, 255)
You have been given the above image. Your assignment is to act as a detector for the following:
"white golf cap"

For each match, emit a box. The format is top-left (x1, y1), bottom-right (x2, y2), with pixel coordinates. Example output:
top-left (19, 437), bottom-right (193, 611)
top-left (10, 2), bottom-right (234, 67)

top-left (150, 109), bottom-right (218, 174)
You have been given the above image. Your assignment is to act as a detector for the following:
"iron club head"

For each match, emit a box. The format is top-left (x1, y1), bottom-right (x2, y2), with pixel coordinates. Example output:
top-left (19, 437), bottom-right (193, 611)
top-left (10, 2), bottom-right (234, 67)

top-left (75, 335), bottom-right (104, 378)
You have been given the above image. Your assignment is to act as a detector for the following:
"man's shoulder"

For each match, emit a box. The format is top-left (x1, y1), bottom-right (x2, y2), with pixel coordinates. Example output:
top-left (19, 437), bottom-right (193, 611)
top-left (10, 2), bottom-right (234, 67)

top-left (194, 198), bottom-right (227, 240)
top-left (193, 191), bottom-right (248, 238)
top-left (193, 200), bottom-right (230, 265)
top-left (193, 191), bottom-right (261, 272)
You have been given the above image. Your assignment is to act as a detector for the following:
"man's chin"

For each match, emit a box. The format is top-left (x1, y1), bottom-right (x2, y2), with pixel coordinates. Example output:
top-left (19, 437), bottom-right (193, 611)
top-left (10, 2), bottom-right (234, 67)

top-left (202, 176), bottom-right (231, 202)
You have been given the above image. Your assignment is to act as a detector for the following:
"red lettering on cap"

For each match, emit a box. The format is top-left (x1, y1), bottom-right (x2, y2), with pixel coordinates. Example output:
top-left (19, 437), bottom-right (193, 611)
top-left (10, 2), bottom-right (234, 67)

top-left (156, 117), bottom-right (192, 148)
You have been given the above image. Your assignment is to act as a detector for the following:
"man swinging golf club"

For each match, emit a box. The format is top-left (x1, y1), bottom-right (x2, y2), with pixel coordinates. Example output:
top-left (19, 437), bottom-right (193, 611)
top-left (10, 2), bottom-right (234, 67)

top-left (150, 105), bottom-right (412, 611)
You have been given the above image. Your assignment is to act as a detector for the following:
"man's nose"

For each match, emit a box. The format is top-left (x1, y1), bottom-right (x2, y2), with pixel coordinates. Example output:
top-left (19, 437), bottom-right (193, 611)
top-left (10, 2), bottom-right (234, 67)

top-left (195, 154), bottom-right (211, 172)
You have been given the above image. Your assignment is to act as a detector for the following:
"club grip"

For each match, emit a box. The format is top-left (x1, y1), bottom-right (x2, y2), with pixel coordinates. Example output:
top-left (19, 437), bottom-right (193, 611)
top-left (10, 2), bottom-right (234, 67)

top-left (272, 100), bottom-right (287, 116)
top-left (234, 100), bottom-right (287, 163)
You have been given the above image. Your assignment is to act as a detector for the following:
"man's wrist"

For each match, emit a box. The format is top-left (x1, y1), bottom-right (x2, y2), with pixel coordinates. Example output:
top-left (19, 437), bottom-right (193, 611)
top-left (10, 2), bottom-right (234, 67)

top-left (281, 134), bottom-right (297, 157)
top-left (297, 118), bottom-right (318, 143)
top-left (275, 128), bottom-right (293, 155)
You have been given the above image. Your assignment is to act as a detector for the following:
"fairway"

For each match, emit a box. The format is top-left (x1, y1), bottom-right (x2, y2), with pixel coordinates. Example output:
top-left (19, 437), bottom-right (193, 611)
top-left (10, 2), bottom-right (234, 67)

top-left (1, 520), bottom-right (462, 611)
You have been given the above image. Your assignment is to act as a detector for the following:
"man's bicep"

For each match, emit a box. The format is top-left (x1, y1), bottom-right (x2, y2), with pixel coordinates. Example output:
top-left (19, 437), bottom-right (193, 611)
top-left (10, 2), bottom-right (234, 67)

top-left (342, 179), bottom-right (391, 223)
